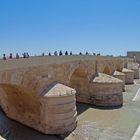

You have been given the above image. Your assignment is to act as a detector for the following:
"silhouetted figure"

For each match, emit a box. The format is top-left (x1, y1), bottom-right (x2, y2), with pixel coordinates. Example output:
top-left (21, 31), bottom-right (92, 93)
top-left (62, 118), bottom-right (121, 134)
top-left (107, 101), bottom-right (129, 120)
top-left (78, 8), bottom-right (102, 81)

top-left (54, 51), bottom-right (58, 56)
top-left (79, 52), bottom-right (82, 55)
top-left (23, 53), bottom-right (26, 58)
top-left (59, 51), bottom-right (63, 56)
top-left (86, 51), bottom-right (89, 55)
top-left (3, 54), bottom-right (6, 60)
top-left (93, 53), bottom-right (96, 56)
top-left (22, 52), bottom-right (30, 58)
top-left (42, 52), bottom-right (45, 56)
top-left (26, 53), bottom-right (29, 58)
top-left (16, 53), bottom-right (19, 59)
top-left (49, 52), bottom-right (51, 56)
top-left (65, 51), bottom-right (68, 55)
top-left (9, 53), bottom-right (13, 59)
top-left (70, 51), bottom-right (72, 55)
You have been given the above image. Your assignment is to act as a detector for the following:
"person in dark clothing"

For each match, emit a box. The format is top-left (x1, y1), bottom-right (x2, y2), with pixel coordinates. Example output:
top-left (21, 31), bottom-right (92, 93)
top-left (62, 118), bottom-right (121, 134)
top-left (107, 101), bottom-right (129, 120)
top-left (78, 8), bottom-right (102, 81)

top-left (70, 51), bottom-right (72, 55)
top-left (49, 52), bottom-right (51, 56)
top-left (16, 53), bottom-right (19, 59)
top-left (9, 53), bottom-right (12, 59)
top-left (3, 54), bottom-right (6, 60)
top-left (79, 52), bottom-right (82, 55)
top-left (42, 52), bottom-right (45, 56)
top-left (59, 51), bottom-right (63, 56)
top-left (65, 51), bottom-right (68, 55)
top-left (23, 53), bottom-right (26, 58)
top-left (54, 51), bottom-right (58, 56)
top-left (85, 51), bottom-right (89, 55)
top-left (26, 53), bottom-right (29, 58)
top-left (22, 52), bottom-right (29, 58)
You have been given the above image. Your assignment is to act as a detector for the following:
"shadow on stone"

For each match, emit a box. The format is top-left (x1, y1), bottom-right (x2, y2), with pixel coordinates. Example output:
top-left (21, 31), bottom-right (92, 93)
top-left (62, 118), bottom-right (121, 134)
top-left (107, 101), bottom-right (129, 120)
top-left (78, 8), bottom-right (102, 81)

top-left (76, 102), bottom-right (123, 116)
top-left (125, 82), bottom-right (134, 85)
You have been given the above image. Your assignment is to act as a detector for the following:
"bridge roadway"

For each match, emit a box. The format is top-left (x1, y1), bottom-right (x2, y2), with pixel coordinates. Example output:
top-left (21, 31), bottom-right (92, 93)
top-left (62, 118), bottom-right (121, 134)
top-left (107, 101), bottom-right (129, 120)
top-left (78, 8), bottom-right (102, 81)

top-left (0, 55), bottom-right (123, 71)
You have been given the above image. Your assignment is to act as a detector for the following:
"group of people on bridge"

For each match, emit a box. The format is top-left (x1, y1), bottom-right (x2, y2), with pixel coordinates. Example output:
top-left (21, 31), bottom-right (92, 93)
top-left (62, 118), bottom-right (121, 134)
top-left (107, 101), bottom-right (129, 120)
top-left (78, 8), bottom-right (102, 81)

top-left (2, 52), bottom-right (29, 60)
top-left (1, 51), bottom-right (100, 60)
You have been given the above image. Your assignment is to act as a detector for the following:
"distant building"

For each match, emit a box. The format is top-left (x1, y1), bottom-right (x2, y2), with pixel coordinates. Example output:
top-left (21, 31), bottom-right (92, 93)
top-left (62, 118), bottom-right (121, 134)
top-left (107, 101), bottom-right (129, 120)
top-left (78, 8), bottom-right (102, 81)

top-left (127, 51), bottom-right (140, 64)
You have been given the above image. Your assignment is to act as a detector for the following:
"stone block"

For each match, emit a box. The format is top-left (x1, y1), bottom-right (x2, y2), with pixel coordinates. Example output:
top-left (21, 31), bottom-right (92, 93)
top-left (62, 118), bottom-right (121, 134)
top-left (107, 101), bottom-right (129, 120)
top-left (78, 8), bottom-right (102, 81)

top-left (122, 68), bottom-right (134, 84)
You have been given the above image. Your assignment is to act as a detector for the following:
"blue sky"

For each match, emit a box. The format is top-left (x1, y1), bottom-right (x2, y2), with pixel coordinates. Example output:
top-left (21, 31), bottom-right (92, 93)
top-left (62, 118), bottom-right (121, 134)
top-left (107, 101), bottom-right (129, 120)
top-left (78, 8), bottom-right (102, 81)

top-left (0, 0), bottom-right (140, 56)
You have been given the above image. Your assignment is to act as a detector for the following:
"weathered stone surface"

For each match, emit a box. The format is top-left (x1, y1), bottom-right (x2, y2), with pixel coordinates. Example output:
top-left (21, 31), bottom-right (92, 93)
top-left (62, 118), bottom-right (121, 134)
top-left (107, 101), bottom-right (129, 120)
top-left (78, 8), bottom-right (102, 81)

top-left (39, 84), bottom-right (77, 134)
top-left (89, 92), bottom-right (123, 107)
top-left (127, 62), bottom-right (139, 79)
top-left (113, 70), bottom-right (125, 91)
top-left (122, 68), bottom-right (134, 84)
top-left (0, 56), bottom-right (131, 134)
top-left (133, 69), bottom-right (139, 79)
top-left (71, 73), bottom-right (123, 107)
top-left (93, 73), bottom-right (123, 83)
top-left (90, 73), bottom-right (123, 107)
top-left (0, 83), bottom-right (77, 134)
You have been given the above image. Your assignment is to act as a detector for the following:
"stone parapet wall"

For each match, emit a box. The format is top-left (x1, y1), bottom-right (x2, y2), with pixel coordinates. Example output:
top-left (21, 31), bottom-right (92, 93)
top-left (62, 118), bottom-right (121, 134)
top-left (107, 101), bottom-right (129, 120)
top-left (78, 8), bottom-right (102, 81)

top-left (0, 55), bottom-right (124, 71)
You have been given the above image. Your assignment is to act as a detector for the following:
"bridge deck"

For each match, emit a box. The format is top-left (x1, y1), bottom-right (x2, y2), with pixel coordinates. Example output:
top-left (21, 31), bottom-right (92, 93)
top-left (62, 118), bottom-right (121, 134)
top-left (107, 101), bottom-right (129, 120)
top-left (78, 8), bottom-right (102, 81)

top-left (0, 55), bottom-right (123, 71)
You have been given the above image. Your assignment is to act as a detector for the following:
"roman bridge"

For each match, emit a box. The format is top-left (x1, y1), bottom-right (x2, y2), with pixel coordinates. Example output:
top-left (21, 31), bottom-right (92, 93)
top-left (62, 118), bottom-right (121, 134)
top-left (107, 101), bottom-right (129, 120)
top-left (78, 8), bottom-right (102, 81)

top-left (0, 55), bottom-right (128, 134)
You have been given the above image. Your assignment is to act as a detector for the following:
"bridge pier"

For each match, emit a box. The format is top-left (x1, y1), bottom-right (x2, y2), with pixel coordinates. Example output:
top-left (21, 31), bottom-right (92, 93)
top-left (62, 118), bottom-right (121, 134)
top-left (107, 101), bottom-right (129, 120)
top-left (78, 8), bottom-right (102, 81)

top-left (122, 68), bottom-right (134, 84)
top-left (71, 73), bottom-right (123, 107)
top-left (113, 70), bottom-right (125, 91)
top-left (0, 83), bottom-right (77, 135)
top-left (90, 73), bottom-right (123, 107)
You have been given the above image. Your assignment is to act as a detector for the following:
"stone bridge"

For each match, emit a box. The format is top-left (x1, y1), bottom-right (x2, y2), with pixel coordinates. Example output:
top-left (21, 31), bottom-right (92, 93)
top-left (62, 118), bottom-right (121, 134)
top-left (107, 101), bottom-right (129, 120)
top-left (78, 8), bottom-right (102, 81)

top-left (0, 55), bottom-right (128, 134)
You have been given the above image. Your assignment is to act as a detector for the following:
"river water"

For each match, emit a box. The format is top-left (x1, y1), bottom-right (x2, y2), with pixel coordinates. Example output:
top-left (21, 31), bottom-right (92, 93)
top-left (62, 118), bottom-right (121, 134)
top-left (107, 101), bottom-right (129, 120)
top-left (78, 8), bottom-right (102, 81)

top-left (0, 84), bottom-right (140, 140)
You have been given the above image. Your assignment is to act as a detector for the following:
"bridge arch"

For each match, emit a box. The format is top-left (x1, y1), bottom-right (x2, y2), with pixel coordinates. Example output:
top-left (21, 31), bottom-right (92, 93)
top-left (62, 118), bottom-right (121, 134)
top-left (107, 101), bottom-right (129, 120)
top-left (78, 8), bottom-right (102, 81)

top-left (103, 66), bottom-right (111, 75)
top-left (116, 64), bottom-right (122, 72)
top-left (69, 66), bottom-right (89, 101)
top-left (0, 83), bottom-right (40, 117)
